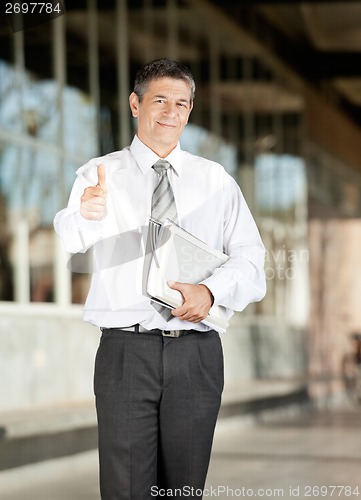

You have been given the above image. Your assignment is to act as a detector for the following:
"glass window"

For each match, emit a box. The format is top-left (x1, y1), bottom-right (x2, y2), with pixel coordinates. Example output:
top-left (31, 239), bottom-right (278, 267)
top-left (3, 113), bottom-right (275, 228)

top-left (0, 34), bottom-right (98, 304)
top-left (181, 123), bottom-right (237, 177)
top-left (63, 87), bottom-right (98, 159)
top-left (0, 60), bottom-right (23, 134)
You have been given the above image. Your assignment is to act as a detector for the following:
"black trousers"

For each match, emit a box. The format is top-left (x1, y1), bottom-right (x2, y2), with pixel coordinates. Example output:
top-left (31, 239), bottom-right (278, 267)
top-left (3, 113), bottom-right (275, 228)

top-left (94, 329), bottom-right (224, 500)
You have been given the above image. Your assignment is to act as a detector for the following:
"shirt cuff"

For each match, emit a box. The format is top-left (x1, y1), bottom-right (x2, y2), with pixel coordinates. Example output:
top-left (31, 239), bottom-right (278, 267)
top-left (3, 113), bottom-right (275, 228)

top-left (74, 211), bottom-right (108, 251)
top-left (199, 272), bottom-right (232, 308)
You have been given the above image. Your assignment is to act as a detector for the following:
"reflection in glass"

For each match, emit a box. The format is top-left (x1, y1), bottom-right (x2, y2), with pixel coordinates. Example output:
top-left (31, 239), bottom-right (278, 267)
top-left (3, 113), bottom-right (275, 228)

top-left (0, 59), bottom-right (98, 303)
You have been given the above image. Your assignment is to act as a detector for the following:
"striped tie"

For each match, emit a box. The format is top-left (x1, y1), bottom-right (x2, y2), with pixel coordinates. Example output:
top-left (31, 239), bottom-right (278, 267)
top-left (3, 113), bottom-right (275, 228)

top-left (151, 160), bottom-right (178, 223)
top-left (150, 159), bottom-right (178, 320)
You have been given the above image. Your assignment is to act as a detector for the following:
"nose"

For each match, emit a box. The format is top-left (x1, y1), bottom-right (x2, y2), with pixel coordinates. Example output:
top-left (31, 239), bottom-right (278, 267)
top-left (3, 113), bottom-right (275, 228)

top-left (162, 101), bottom-right (177, 116)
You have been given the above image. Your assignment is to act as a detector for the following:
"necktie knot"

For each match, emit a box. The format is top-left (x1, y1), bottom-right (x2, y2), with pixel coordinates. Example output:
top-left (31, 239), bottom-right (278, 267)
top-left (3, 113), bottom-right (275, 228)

top-left (152, 159), bottom-right (171, 175)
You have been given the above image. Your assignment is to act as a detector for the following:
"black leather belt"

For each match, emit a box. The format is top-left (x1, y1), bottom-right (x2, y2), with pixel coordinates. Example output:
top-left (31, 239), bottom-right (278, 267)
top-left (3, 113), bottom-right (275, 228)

top-left (100, 325), bottom-right (196, 338)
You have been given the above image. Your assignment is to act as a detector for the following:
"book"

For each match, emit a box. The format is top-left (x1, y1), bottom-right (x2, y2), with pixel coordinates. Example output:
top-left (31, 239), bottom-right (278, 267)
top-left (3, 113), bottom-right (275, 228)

top-left (145, 218), bottom-right (230, 332)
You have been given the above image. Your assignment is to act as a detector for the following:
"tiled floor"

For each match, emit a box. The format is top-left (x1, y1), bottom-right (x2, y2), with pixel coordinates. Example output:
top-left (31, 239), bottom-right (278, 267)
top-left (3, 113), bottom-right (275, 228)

top-left (0, 407), bottom-right (360, 499)
top-left (207, 408), bottom-right (361, 499)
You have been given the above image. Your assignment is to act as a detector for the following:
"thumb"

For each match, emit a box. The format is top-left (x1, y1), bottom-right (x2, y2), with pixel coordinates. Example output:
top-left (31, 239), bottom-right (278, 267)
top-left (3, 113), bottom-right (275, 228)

top-left (96, 163), bottom-right (106, 190)
top-left (167, 280), bottom-right (184, 291)
top-left (168, 281), bottom-right (189, 302)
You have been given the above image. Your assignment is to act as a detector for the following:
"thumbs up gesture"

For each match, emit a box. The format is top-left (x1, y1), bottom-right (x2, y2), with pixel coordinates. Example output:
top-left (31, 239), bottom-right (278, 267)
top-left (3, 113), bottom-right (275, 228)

top-left (80, 164), bottom-right (107, 220)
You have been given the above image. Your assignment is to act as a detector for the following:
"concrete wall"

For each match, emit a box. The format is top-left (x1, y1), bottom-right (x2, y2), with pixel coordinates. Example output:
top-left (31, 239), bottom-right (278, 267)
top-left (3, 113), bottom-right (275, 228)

top-left (222, 313), bottom-right (308, 383)
top-left (0, 304), bottom-right (308, 413)
top-left (0, 304), bottom-right (99, 412)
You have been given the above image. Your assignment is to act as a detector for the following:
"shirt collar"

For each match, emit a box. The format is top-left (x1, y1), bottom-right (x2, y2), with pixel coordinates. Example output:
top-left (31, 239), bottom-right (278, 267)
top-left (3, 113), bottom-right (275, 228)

top-left (130, 135), bottom-right (183, 176)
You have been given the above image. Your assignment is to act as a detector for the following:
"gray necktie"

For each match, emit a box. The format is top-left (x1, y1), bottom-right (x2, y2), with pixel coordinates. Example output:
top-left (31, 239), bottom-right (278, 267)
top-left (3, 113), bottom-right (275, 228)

top-left (151, 159), bottom-right (178, 223)
top-left (150, 159), bottom-right (178, 320)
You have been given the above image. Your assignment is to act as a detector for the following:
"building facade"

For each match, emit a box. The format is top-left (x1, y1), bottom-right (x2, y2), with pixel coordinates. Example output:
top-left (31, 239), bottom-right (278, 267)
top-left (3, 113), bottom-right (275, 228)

top-left (0, 0), bottom-right (360, 412)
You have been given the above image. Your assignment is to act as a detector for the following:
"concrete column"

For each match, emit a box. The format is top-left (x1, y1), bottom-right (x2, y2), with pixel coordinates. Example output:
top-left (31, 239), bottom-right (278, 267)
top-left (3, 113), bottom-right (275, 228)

top-left (87, 0), bottom-right (100, 153)
top-left (167, 0), bottom-right (177, 60)
top-left (241, 57), bottom-right (256, 212)
top-left (116, 0), bottom-right (131, 148)
top-left (209, 34), bottom-right (221, 138)
top-left (143, 0), bottom-right (155, 62)
top-left (53, 14), bottom-right (71, 305)
top-left (14, 219), bottom-right (30, 303)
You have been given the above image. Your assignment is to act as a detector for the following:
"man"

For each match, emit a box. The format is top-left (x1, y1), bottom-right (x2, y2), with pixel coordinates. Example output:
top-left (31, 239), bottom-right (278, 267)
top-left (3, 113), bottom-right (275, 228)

top-left (54, 59), bottom-right (266, 499)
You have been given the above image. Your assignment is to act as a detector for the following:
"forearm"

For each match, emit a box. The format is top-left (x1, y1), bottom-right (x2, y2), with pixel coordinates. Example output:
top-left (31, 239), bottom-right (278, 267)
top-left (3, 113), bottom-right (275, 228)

top-left (200, 242), bottom-right (266, 311)
top-left (54, 207), bottom-right (107, 254)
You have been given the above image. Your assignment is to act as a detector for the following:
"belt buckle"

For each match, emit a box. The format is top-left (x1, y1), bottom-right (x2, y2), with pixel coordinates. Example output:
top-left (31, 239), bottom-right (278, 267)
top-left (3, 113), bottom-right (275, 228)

top-left (161, 329), bottom-right (181, 338)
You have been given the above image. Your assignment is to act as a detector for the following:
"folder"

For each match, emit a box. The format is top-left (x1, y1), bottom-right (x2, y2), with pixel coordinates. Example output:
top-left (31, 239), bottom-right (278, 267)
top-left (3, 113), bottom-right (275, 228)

top-left (145, 218), bottom-right (230, 332)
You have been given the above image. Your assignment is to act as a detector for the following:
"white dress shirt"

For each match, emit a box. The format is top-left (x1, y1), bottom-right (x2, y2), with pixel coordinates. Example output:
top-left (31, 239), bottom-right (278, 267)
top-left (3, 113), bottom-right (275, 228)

top-left (54, 135), bottom-right (266, 332)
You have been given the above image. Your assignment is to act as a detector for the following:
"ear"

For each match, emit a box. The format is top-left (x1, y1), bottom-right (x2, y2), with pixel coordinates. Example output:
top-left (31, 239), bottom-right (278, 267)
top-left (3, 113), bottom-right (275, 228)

top-left (129, 92), bottom-right (140, 117)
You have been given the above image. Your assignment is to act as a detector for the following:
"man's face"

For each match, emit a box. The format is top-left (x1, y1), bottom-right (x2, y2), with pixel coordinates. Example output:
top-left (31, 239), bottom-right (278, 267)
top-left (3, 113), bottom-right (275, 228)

top-left (129, 77), bottom-right (193, 157)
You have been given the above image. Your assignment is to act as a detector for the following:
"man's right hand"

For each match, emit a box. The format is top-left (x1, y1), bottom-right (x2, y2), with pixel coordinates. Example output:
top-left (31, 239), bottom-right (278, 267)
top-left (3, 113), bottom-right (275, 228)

top-left (80, 164), bottom-right (107, 220)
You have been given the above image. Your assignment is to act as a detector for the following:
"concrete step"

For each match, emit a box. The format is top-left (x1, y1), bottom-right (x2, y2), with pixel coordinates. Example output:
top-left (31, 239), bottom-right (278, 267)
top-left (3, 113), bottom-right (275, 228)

top-left (220, 380), bottom-right (309, 418)
top-left (0, 381), bottom-right (309, 470)
top-left (0, 402), bottom-right (97, 471)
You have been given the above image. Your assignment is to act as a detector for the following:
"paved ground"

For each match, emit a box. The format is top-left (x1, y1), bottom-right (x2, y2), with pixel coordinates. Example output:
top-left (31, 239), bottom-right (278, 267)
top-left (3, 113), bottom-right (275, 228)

top-left (0, 407), bottom-right (360, 499)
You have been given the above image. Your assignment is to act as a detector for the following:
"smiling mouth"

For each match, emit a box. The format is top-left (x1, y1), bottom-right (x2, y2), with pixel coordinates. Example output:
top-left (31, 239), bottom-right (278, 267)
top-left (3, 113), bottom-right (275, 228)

top-left (157, 122), bottom-right (176, 128)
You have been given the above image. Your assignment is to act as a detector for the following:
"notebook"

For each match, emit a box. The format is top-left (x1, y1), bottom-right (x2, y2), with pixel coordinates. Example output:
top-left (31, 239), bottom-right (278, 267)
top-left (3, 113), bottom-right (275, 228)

top-left (145, 218), bottom-right (230, 332)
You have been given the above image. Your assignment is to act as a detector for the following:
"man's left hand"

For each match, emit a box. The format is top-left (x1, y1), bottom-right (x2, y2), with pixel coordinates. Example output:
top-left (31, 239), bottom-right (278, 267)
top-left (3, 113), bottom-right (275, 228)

top-left (168, 281), bottom-right (214, 323)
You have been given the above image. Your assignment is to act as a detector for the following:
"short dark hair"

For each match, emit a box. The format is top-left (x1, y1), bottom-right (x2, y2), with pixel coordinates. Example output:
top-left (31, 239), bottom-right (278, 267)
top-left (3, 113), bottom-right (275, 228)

top-left (133, 58), bottom-right (195, 102)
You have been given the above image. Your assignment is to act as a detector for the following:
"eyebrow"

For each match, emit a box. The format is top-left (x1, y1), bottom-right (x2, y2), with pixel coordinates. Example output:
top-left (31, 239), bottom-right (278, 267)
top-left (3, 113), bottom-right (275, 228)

top-left (153, 94), bottom-right (190, 105)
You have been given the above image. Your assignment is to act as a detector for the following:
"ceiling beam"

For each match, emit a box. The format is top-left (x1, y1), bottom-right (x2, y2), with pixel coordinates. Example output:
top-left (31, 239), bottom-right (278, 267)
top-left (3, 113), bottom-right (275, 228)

top-left (303, 53), bottom-right (361, 80)
top-left (211, 4), bottom-right (361, 80)
top-left (205, 0), bottom-right (361, 130)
